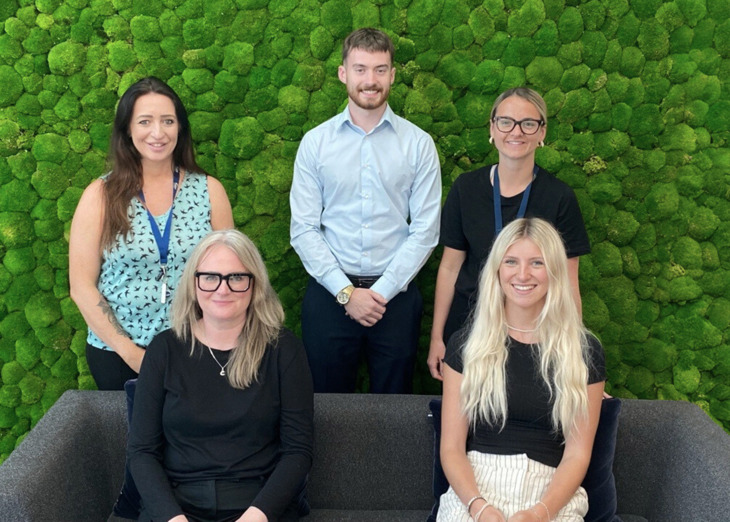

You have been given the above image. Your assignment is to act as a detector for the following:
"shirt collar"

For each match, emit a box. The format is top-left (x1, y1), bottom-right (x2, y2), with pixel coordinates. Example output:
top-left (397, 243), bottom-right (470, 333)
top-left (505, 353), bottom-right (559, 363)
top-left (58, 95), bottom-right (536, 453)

top-left (338, 103), bottom-right (395, 135)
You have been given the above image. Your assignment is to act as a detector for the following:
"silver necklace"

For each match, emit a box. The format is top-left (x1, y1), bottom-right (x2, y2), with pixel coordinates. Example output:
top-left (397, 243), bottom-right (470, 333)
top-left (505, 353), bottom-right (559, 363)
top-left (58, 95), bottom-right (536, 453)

top-left (207, 346), bottom-right (230, 376)
top-left (506, 324), bottom-right (537, 333)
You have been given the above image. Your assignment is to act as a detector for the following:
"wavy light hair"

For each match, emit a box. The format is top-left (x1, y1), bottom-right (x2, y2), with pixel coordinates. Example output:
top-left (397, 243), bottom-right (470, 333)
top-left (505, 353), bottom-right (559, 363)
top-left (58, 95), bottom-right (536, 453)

top-left (101, 77), bottom-right (205, 250)
top-left (170, 229), bottom-right (284, 389)
top-left (460, 218), bottom-right (589, 438)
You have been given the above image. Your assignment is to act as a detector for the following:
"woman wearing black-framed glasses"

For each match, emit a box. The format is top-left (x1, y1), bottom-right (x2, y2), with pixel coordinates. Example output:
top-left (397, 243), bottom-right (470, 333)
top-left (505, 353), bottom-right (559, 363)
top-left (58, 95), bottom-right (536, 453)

top-left (128, 229), bottom-right (313, 522)
top-left (427, 87), bottom-right (591, 386)
top-left (195, 271), bottom-right (255, 292)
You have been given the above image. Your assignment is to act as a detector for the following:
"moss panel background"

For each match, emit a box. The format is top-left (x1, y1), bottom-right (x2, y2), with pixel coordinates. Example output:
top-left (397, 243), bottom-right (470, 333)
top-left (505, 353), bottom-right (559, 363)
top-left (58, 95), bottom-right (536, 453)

top-left (0, 0), bottom-right (729, 459)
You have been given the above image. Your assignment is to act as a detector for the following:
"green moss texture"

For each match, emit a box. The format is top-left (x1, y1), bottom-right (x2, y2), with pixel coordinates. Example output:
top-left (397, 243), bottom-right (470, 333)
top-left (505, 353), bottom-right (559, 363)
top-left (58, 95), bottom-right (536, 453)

top-left (1, 0), bottom-right (730, 460)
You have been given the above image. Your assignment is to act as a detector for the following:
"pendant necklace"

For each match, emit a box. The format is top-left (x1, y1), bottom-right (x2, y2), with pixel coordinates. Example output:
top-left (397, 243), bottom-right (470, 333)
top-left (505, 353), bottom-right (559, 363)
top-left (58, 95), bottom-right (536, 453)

top-left (207, 345), bottom-right (230, 376)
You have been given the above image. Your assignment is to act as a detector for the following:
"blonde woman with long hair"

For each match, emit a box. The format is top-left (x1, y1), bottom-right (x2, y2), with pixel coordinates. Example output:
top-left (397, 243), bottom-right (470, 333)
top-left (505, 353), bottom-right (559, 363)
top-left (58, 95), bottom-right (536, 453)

top-left (128, 229), bottom-right (313, 522)
top-left (438, 218), bottom-right (605, 522)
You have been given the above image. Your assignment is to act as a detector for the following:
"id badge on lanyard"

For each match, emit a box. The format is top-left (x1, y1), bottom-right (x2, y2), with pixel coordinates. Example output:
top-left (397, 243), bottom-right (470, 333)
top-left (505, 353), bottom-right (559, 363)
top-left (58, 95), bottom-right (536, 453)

top-left (139, 167), bottom-right (180, 303)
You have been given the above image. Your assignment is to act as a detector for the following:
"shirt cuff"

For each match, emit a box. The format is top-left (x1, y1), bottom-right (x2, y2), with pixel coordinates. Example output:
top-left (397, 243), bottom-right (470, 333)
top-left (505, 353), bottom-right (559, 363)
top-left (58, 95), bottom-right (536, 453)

top-left (370, 277), bottom-right (399, 302)
top-left (322, 270), bottom-right (352, 297)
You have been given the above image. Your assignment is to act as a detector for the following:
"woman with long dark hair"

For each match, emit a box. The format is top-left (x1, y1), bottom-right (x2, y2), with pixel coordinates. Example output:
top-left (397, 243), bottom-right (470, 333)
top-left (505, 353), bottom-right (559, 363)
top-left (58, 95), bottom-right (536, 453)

top-left (70, 77), bottom-right (233, 390)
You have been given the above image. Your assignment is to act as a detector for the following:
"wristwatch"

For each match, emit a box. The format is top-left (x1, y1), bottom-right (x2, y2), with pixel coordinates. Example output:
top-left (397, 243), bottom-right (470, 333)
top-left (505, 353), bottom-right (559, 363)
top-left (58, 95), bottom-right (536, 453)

top-left (336, 285), bottom-right (355, 305)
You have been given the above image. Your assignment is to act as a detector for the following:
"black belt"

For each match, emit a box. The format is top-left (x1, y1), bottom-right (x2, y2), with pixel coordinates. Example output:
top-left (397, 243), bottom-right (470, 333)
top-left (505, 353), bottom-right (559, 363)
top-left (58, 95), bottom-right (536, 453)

top-left (346, 274), bottom-right (381, 289)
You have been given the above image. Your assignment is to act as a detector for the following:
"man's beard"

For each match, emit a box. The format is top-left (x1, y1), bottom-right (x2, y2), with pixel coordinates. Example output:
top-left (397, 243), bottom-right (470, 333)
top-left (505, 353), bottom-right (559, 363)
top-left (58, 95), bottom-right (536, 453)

top-left (348, 83), bottom-right (390, 110)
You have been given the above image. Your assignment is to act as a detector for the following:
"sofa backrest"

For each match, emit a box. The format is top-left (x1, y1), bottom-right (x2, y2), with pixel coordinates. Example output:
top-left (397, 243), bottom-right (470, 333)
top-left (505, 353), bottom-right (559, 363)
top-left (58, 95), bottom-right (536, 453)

top-left (308, 393), bottom-right (436, 510)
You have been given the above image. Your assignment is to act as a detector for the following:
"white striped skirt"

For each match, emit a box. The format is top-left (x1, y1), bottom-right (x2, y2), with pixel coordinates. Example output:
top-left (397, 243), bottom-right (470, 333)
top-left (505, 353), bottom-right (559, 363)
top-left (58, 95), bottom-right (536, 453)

top-left (436, 451), bottom-right (588, 521)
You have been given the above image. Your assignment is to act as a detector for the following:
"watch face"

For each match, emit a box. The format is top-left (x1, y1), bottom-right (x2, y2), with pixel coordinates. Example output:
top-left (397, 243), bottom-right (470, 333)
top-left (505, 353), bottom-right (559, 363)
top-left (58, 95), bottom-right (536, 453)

top-left (337, 291), bottom-right (349, 305)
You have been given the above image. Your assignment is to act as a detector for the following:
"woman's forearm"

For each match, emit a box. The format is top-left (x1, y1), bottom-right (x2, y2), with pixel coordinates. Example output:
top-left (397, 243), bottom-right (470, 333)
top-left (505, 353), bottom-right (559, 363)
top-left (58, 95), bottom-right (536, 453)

top-left (533, 382), bottom-right (604, 520)
top-left (70, 284), bottom-right (146, 372)
top-left (69, 180), bottom-right (145, 372)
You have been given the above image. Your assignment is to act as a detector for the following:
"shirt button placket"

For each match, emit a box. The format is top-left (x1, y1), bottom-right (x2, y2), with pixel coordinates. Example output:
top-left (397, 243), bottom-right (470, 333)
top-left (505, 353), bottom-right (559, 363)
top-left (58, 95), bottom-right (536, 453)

top-left (361, 137), bottom-right (373, 273)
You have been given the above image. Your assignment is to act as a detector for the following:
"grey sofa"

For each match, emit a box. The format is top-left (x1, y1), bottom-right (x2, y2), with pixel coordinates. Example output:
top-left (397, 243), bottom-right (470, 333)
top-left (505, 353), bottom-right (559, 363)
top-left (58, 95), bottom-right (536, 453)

top-left (0, 390), bottom-right (728, 521)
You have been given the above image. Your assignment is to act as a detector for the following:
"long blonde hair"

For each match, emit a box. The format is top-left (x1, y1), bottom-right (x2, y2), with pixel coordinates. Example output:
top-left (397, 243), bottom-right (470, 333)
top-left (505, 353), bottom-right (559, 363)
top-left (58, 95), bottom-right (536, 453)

top-left (460, 218), bottom-right (589, 438)
top-left (170, 229), bottom-right (284, 389)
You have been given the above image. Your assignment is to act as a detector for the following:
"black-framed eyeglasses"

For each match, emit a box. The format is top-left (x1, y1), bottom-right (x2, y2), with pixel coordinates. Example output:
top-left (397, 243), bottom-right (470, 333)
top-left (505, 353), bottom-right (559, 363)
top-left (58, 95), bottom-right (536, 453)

top-left (492, 116), bottom-right (544, 135)
top-left (195, 272), bottom-right (254, 292)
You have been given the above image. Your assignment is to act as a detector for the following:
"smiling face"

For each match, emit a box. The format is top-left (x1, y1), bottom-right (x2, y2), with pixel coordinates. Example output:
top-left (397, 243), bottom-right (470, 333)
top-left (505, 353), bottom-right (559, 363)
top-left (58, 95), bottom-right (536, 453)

top-left (195, 244), bottom-right (253, 328)
top-left (129, 92), bottom-right (179, 167)
top-left (499, 237), bottom-right (549, 316)
top-left (338, 47), bottom-right (395, 112)
top-left (490, 95), bottom-right (546, 162)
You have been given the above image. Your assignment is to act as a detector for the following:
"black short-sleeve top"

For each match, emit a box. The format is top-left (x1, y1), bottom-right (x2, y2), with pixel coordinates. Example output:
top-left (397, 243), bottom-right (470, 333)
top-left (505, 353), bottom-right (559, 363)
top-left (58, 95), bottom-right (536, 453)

top-left (441, 165), bottom-right (591, 301)
top-left (445, 329), bottom-right (606, 468)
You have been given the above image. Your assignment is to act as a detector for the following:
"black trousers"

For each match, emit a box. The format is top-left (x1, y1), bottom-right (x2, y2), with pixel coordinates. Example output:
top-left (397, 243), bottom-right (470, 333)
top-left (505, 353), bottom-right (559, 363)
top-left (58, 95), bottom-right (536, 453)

top-left (86, 343), bottom-right (139, 391)
top-left (137, 478), bottom-right (300, 522)
top-left (301, 277), bottom-right (423, 394)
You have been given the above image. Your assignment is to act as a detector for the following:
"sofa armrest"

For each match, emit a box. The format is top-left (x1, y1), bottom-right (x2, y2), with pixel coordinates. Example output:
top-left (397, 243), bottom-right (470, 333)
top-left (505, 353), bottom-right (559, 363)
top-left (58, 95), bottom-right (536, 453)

top-left (614, 399), bottom-right (730, 521)
top-left (0, 390), bottom-right (127, 522)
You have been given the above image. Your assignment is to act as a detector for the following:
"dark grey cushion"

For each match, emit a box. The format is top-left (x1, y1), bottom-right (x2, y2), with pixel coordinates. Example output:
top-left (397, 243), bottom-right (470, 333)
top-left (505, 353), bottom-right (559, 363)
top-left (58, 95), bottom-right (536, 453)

top-left (308, 394), bottom-right (434, 510)
top-left (583, 398), bottom-right (621, 522)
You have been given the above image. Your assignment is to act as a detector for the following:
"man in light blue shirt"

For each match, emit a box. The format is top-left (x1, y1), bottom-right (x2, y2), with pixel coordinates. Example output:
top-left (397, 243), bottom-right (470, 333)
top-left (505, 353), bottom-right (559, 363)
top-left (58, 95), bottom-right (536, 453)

top-left (290, 28), bottom-right (441, 393)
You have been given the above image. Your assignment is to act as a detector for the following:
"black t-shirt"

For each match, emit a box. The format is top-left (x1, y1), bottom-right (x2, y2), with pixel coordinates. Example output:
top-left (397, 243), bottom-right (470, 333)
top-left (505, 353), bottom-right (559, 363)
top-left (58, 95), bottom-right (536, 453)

top-left (445, 330), bottom-right (606, 468)
top-left (441, 165), bottom-right (591, 301)
top-left (128, 328), bottom-right (314, 522)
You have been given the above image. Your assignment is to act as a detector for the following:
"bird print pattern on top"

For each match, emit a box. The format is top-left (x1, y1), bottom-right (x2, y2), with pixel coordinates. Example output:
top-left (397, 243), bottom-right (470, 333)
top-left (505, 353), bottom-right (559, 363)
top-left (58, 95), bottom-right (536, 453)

top-left (87, 172), bottom-right (212, 351)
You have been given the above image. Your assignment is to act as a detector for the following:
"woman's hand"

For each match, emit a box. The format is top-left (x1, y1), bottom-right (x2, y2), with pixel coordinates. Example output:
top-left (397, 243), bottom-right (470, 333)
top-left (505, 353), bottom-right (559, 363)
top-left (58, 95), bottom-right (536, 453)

top-left (507, 509), bottom-right (542, 522)
top-left (427, 337), bottom-right (446, 380)
top-left (236, 506), bottom-right (268, 522)
top-left (168, 515), bottom-right (189, 522)
top-left (124, 346), bottom-right (146, 374)
top-left (478, 505), bottom-right (507, 522)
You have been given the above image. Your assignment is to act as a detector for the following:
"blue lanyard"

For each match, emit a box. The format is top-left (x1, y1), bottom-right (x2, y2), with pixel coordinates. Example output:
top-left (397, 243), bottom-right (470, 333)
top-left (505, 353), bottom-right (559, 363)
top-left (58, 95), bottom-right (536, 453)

top-left (493, 165), bottom-right (538, 235)
top-left (138, 167), bottom-right (180, 268)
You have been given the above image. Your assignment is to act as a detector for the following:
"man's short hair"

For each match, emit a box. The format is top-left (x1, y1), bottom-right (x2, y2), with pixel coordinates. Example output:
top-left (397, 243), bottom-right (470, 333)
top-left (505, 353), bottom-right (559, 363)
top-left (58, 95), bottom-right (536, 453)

top-left (342, 27), bottom-right (395, 64)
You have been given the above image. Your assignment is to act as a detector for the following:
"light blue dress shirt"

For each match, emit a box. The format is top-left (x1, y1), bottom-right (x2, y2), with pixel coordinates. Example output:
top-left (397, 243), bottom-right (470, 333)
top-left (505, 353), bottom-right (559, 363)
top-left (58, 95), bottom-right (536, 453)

top-left (290, 104), bottom-right (441, 302)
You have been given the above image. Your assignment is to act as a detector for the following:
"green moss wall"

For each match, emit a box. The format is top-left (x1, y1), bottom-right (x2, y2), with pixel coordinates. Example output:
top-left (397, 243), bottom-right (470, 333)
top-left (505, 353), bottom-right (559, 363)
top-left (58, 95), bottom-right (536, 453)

top-left (1, 0), bottom-right (730, 460)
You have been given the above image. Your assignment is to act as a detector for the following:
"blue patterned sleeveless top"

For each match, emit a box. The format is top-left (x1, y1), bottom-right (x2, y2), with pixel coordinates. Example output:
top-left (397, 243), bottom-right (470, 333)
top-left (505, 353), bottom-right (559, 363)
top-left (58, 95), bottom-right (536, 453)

top-left (88, 172), bottom-right (212, 351)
